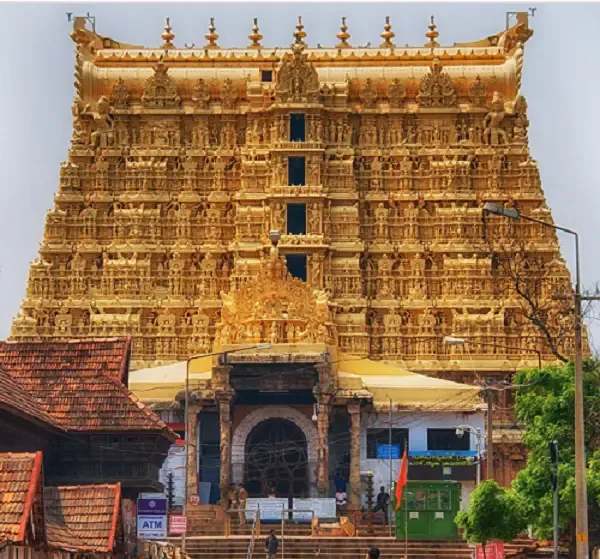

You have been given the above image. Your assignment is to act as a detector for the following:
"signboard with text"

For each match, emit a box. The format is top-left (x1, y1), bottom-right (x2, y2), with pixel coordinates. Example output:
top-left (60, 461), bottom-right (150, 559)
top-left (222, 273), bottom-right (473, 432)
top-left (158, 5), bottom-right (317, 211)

top-left (169, 515), bottom-right (187, 535)
top-left (245, 498), bottom-right (287, 522)
top-left (137, 495), bottom-right (168, 540)
top-left (137, 515), bottom-right (167, 540)
top-left (292, 498), bottom-right (336, 522)
top-left (475, 542), bottom-right (504, 559)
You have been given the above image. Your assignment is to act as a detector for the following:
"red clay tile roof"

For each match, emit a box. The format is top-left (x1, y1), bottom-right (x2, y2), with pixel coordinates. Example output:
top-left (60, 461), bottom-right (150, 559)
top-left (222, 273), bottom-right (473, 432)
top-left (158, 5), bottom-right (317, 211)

top-left (0, 452), bottom-right (43, 543)
top-left (0, 338), bottom-right (175, 439)
top-left (0, 368), bottom-right (62, 431)
top-left (44, 483), bottom-right (121, 553)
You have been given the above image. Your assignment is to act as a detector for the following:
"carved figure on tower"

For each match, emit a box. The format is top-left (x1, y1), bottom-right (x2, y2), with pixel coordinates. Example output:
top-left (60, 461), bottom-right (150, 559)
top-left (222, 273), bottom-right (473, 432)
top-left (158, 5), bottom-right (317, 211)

top-left (275, 41), bottom-right (320, 103)
top-left (89, 96), bottom-right (114, 149)
top-left (483, 91), bottom-right (509, 145)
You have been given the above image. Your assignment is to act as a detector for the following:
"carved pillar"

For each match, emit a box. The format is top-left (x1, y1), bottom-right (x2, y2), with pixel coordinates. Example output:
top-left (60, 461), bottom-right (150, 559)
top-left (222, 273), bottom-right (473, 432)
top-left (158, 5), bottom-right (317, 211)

top-left (316, 398), bottom-right (330, 497)
top-left (348, 401), bottom-right (362, 510)
top-left (217, 389), bottom-right (235, 503)
top-left (186, 399), bottom-right (202, 502)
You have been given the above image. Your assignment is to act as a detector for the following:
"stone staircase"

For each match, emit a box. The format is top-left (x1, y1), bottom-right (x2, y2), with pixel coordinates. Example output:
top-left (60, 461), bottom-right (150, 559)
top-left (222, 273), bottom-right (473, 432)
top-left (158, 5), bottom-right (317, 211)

top-left (179, 506), bottom-right (538, 559)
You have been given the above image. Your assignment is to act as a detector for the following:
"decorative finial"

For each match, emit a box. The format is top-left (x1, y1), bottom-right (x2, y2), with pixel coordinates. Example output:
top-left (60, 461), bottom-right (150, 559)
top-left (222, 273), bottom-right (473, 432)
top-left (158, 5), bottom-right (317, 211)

top-left (204, 17), bottom-right (220, 49)
top-left (380, 16), bottom-right (396, 48)
top-left (293, 16), bottom-right (307, 46)
top-left (248, 17), bottom-right (263, 49)
top-left (336, 17), bottom-right (351, 49)
top-left (161, 17), bottom-right (175, 49)
top-left (425, 15), bottom-right (440, 48)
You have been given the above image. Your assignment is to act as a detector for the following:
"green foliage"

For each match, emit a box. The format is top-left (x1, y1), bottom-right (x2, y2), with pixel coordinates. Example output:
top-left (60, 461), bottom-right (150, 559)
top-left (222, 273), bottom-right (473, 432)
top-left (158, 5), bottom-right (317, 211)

top-left (455, 480), bottom-right (528, 547)
top-left (512, 361), bottom-right (600, 540)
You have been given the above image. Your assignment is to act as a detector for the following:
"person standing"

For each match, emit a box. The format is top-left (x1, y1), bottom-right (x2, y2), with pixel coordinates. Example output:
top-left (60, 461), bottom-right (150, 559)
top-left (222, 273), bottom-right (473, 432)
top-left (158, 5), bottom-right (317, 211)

top-left (334, 471), bottom-right (347, 493)
top-left (372, 486), bottom-right (391, 524)
top-left (335, 486), bottom-right (348, 516)
top-left (265, 530), bottom-right (278, 559)
top-left (227, 483), bottom-right (239, 521)
top-left (238, 484), bottom-right (248, 525)
top-left (366, 547), bottom-right (380, 559)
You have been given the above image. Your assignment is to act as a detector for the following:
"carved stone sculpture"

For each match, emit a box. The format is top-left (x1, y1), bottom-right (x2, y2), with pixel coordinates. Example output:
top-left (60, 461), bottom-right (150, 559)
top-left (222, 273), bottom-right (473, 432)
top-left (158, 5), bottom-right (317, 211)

top-left (416, 60), bottom-right (457, 108)
top-left (483, 91), bottom-right (509, 145)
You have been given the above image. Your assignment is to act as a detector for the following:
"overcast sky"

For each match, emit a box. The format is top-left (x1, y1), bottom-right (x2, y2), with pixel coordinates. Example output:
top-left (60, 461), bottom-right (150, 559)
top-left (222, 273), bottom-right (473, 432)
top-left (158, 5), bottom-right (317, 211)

top-left (0, 2), bottom-right (598, 351)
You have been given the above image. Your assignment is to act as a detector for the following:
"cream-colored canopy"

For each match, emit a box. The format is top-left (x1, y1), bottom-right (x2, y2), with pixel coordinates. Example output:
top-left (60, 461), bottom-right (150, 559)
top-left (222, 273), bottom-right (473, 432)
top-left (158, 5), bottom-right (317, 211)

top-left (129, 356), bottom-right (212, 402)
top-left (336, 353), bottom-right (482, 411)
top-left (129, 352), bottom-right (482, 412)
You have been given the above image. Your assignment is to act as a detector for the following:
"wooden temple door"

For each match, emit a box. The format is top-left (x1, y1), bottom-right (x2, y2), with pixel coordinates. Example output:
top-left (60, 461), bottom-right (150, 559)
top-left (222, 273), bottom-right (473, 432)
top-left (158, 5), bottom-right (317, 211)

top-left (245, 419), bottom-right (309, 498)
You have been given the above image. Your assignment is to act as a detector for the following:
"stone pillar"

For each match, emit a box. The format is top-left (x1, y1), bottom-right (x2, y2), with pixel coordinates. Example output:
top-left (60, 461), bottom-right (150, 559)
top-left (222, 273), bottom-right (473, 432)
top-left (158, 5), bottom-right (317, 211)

top-left (348, 401), bottom-right (362, 510)
top-left (186, 399), bottom-right (202, 502)
top-left (217, 389), bottom-right (235, 503)
top-left (316, 399), bottom-right (330, 497)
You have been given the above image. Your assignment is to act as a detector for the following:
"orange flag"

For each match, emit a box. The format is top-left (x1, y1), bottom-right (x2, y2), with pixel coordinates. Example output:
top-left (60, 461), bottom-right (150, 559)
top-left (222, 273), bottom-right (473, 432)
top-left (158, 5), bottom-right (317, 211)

top-left (394, 448), bottom-right (408, 511)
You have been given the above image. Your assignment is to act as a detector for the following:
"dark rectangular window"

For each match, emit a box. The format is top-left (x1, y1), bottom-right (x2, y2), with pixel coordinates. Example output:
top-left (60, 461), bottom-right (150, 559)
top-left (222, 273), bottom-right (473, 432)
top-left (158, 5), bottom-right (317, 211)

top-left (290, 114), bottom-right (306, 142)
top-left (286, 204), bottom-right (306, 235)
top-left (288, 156), bottom-right (306, 186)
top-left (285, 254), bottom-right (307, 281)
top-left (367, 429), bottom-right (408, 459)
top-left (261, 70), bottom-right (273, 83)
top-left (427, 428), bottom-right (470, 451)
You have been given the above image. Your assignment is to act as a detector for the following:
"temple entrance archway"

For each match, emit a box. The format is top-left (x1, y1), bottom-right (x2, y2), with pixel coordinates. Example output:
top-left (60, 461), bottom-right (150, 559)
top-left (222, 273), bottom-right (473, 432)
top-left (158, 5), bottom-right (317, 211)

top-left (231, 406), bottom-right (318, 497)
top-left (245, 419), bottom-right (308, 498)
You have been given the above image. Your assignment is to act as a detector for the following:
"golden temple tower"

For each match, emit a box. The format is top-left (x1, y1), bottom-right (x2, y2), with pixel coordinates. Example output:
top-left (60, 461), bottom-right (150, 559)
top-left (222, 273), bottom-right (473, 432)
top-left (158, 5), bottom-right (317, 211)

top-left (12, 13), bottom-right (573, 410)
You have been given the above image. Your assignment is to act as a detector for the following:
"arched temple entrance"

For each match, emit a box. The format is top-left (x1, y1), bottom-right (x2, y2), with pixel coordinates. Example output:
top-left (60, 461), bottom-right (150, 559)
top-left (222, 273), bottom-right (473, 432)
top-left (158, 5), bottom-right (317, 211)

top-left (245, 419), bottom-right (309, 498)
top-left (231, 406), bottom-right (318, 497)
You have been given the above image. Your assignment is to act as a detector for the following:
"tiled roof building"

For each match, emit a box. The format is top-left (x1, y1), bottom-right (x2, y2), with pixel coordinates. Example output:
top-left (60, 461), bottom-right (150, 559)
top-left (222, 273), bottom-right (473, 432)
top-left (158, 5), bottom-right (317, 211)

top-left (44, 484), bottom-right (121, 553)
top-left (0, 338), bottom-right (176, 495)
top-left (0, 369), bottom-right (61, 431)
top-left (0, 338), bottom-right (173, 435)
top-left (0, 452), bottom-right (45, 545)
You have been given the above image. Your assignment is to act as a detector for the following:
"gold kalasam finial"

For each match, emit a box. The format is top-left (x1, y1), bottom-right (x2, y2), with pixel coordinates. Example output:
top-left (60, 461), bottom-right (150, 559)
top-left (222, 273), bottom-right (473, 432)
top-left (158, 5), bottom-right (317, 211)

top-left (425, 15), bottom-right (440, 47)
top-left (248, 17), bottom-right (263, 49)
top-left (380, 16), bottom-right (396, 48)
top-left (204, 17), bottom-right (220, 49)
top-left (293, 16), bottom-right (307, 46)
top-left (336, 17), bottom-right (351, 49)
top-left (161, 17), bottom-right (175, 49)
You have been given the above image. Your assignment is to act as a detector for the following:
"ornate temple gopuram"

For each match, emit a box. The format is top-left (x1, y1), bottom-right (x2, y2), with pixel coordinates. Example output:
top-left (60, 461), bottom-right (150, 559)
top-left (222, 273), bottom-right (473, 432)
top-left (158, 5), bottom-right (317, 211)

top-left (10, 12), bottom-right (576, 512)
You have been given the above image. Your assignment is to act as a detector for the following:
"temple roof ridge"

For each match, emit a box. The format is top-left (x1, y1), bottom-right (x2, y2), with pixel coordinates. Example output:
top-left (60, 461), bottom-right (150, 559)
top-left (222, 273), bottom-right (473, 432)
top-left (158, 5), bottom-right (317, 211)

top-left (73, 12), bottom-right (532, 59)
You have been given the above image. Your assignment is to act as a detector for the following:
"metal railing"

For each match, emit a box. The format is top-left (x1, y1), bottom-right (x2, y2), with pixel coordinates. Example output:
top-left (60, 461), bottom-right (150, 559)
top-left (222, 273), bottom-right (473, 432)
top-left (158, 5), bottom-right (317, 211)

top-left (278, 509), bottom-right (315, 559)
top-left (246, 507), bottom-right (260, 559)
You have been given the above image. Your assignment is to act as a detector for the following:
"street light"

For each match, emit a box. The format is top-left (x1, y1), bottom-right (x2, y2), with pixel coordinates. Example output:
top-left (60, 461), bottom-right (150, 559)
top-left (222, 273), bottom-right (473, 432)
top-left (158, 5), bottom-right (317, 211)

top-left (455, 425), bottom-right (483, 485)
top-left (444, 335), bottom-right (542, 482)
top-left (483, 202), bottom-right (589, 559)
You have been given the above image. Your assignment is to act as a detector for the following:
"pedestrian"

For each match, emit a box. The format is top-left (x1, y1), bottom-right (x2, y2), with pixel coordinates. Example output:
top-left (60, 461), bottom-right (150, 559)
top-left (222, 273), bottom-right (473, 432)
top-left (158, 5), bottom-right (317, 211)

top-left (227, 483), bottom-right (239, 518)
top-left (265, 529), bottom-right (278, 559)
top-left (335, 486), bottom-right (348, 516)
top-left (238, 484), bottom-right (248, 525)
top-left (366, 547), bottom-right (380, 559)
top-left (372, 486), bottom-right (390, 524)
top-left (334, 471), bottom-right (347, 493)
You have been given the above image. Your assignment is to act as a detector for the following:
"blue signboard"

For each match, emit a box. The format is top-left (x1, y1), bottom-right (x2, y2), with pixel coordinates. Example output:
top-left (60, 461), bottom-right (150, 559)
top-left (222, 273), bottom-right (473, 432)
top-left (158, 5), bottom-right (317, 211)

top-left (137, 495), bottom-right (168, 540)
top-left (377, 444), bottom-right (401, 459)
top-left (138, 497), bottom-right (168, 516)
top-left (409, 450), bottom-right (477, 458)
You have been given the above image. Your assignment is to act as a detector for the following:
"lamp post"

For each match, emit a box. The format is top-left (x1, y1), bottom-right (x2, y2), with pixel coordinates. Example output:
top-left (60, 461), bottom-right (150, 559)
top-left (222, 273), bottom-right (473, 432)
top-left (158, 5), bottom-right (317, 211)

top-left (444, 335), bottom-right (541, 481)
top-left (455, 425), bottom-right (483, 485)
top-left (482, 202), bottom-right (588, 559)
top-left (183, 343), bottom-right (272, 511)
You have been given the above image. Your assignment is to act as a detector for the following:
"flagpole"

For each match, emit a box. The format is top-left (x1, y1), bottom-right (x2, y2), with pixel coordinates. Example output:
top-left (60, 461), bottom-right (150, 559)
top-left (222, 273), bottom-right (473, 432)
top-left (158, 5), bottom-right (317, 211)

top-left (404, 439), bottom-right (408, 559)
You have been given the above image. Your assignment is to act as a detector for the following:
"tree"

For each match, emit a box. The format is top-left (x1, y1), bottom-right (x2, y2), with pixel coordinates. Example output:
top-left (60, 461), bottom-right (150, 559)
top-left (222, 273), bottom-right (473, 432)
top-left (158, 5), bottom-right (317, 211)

top-left (512, 361), bottom-right (600, 556)
top-left (455, 480), bottom-right (528, 556)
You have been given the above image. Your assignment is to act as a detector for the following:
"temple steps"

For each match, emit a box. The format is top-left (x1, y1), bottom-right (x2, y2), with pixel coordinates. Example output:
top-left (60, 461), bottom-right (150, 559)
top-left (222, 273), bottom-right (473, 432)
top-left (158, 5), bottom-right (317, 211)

top-left (176, 536), bottom-right (537, 559)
